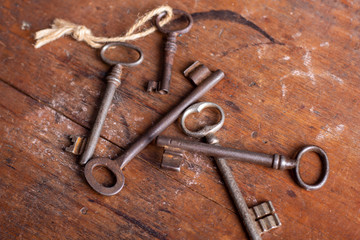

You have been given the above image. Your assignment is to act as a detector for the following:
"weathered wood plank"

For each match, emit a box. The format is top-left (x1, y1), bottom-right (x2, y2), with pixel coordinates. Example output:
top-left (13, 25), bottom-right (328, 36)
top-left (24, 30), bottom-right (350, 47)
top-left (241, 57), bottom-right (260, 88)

top-left (0, 0), bottom-right (359, 239)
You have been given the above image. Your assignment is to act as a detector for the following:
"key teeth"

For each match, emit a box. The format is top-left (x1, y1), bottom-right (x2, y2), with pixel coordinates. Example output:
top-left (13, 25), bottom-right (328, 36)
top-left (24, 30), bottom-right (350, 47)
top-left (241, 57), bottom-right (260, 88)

top-left (252, 201), bottom-right (275, 219)
top-left (160, 148), bottom-right (184, 172)
top-left (65, 135), bottom-right (87, 155)
top-left (250, 201), bottom-right (281, 234)
top-left (183, 61), bottom-right (202, 77)
top-left (257, 213), bottom-right (281, 233)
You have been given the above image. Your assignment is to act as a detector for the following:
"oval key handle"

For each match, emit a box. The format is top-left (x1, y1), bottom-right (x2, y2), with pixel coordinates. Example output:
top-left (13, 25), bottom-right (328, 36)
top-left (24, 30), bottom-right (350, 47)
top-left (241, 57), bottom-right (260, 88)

top-left (100, 42), bottom-right (144, 66)
top-left (180, 102), bottom-right (225, 138)
top-left (293, 145), bottom-right (329, 191)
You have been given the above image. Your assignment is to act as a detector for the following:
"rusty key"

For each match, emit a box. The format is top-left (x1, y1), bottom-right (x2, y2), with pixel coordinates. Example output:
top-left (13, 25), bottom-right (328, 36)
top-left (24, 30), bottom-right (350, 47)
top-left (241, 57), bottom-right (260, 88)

top-left (183, 102), bottom-right (264, 240)
top-left (147, 9), bottom-right (193, 94)
top-left (156, 136), bottom-right (330, 191)
top-left (77, 42), bottom-right (144, 165)
top-left (84, 62), bottom-right (224, 196)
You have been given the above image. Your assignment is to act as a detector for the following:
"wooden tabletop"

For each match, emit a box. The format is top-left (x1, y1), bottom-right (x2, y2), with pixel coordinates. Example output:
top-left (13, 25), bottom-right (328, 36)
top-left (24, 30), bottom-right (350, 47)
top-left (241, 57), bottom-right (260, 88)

top-left (1, 0), bottom-right (359, 239)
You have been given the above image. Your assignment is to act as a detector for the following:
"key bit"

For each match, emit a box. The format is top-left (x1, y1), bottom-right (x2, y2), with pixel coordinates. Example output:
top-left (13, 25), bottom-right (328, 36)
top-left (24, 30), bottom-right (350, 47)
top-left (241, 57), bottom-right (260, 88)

top-left (183, 61), bottom-right (212, 86)
top-left (251, 201), bottom-right (275, 219)
top-left (161, 147), bottom-right (184, 172)
top-left (147, 81), bottom-right (160, 92)
top-left (250, 201), bottom-right (281, 234)
top-left (257, 213), bottom-right (281, 233)
top-left (65, 136), bottom-right (87, 155)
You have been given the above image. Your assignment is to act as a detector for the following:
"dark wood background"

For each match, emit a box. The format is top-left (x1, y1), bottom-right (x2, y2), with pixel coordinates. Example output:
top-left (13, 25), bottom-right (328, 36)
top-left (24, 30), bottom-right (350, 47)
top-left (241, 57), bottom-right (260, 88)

top-left (1, 0), bottom-right (359, 239)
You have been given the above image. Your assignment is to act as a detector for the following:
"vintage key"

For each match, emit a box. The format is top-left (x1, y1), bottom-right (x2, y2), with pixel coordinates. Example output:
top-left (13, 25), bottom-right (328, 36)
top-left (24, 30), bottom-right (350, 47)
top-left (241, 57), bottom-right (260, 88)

top-left (156, 135), bottom-right (330, 191)
top-left (74, 42), bottom-right (144, 165)
top-left (147, 9), bottom-right (193, 94)
top-left (83, 62), bottom-right (224, 196)
top-left (160, 102), bottom-right (280, 240)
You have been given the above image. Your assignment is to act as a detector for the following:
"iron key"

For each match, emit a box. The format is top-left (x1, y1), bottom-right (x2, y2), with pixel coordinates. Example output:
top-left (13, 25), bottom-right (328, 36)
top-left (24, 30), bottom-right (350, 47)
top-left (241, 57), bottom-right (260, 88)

top-left (156, 135), bottom-right (330, 191)
top-left (147, 9), bottom-right (193, 94)
top-left (78, 42), bottom-right (144, 165)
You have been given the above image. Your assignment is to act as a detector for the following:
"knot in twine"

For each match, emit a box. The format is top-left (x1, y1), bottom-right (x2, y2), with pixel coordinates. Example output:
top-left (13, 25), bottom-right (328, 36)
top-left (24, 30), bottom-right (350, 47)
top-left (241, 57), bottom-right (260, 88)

top-left (73, 25), bottom-right (91, 41)
top-left (34, 5), bottom-right (173, 48)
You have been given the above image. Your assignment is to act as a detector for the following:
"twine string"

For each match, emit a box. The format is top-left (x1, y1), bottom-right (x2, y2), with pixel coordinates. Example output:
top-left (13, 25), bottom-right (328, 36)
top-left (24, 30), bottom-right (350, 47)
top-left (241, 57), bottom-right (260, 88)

top-left (34, 5), bottom-right (173, 48)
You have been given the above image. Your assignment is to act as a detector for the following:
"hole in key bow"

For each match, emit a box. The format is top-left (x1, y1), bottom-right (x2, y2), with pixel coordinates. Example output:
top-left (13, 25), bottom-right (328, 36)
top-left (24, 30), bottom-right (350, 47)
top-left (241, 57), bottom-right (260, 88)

top-left (156, 9), bottom-right (193, 34)
top-left (100, 42), bottom-right (143, 66)
top-left (184, 107), bottom-right (223, 132)
top-left (102, 45), bottom-right (141, 64)
top-left (297, 151), bottom-right (323, 186)
top-left (92, 165), bottom-right (117, 187)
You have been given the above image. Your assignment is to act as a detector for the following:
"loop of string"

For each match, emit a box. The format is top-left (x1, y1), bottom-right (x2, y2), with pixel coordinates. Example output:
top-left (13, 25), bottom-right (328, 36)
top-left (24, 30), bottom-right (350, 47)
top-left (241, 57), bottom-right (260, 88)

top-left (34, 5), bottom-right (173, 48)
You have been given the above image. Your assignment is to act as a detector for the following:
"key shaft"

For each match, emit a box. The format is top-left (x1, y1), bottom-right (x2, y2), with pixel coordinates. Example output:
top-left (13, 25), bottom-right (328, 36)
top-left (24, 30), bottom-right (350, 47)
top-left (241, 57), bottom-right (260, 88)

top-left (207, 135), bottom-right (262, 240)
top-left (116, 70), bottom-right (225, 169)
top-left (159, 32), bottom-right (177, 94)
top-left (79, 64), bottom-right (122, 165)
top-left (156, 136), bottom-right (297, 170)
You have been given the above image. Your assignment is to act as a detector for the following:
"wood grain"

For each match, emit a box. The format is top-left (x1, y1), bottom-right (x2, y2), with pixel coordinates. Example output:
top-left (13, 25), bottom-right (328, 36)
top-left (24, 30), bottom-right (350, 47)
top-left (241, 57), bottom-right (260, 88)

top-left (0, 0), bottom-right (359, 239)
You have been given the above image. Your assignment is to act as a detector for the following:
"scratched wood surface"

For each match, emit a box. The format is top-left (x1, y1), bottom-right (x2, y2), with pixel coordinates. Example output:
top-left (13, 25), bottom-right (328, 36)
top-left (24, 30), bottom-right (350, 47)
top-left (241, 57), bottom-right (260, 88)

top-left (1, 0), bottom-right (359, 239)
